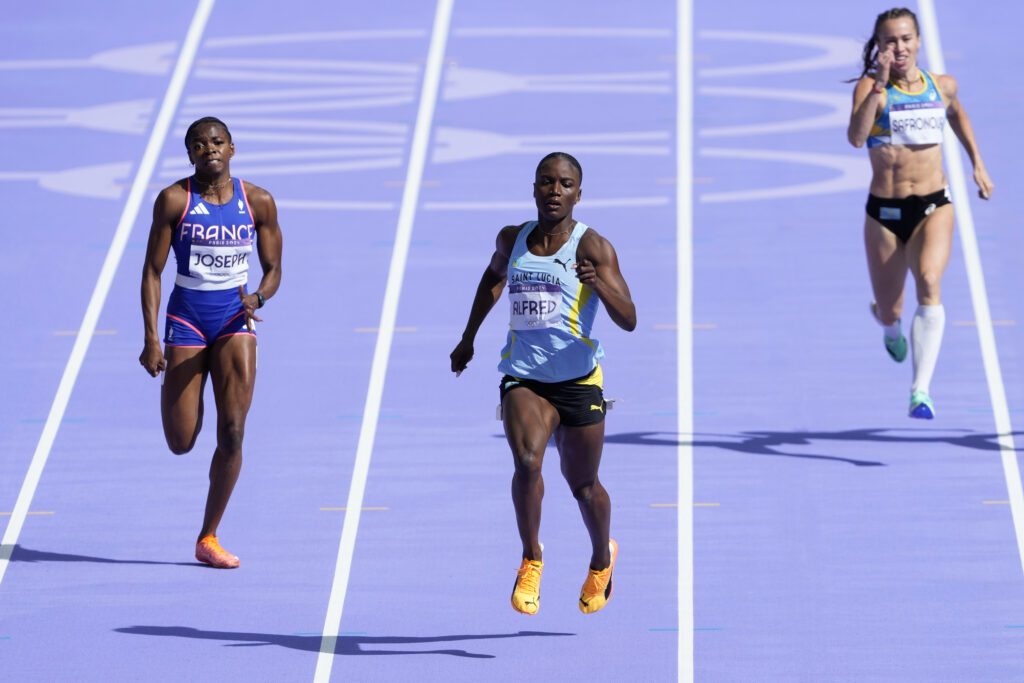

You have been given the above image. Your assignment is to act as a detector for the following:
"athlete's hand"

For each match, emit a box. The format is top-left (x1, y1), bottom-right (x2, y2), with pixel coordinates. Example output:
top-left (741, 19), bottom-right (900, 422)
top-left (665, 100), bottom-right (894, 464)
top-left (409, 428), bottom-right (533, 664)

top-left (139, 341), bottom-right (166, 377)
top-left (974, 164), bottom-right (994, 200)
top-left (238, 285), bottom-right (263, 331)
top-left (874, 44), bottom-right (894, 88)
top-left (450, 338), bottom-right (474, 377)
top-left (575, 258), bottom-right (600, 289)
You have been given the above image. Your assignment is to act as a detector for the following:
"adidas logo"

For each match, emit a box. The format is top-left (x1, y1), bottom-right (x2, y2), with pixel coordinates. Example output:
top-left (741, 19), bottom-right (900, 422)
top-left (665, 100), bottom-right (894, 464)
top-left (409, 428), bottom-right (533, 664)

top-left (189, 203), bottom-right (210, 216)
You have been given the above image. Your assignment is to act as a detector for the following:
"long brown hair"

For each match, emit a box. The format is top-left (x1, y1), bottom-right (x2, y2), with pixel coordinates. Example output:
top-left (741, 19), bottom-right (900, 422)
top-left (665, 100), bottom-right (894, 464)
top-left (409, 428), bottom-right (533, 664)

top-left (852, 7), bottom-right (920, 81)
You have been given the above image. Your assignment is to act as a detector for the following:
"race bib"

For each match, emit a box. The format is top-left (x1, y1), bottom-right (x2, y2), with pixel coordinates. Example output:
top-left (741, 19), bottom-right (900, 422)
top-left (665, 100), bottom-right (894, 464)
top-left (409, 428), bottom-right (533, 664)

top-left (189, 244), bottom-right (252, 283)
top-left (889, 101), bottom-right (946, 146)
top-left (509, 283), bottom-right (561, 330)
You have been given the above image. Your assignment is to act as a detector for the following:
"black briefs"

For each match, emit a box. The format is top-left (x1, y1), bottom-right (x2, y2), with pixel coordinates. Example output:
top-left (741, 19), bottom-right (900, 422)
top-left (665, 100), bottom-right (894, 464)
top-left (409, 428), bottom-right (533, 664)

top-left (865, 187), bottom-right (951, 244)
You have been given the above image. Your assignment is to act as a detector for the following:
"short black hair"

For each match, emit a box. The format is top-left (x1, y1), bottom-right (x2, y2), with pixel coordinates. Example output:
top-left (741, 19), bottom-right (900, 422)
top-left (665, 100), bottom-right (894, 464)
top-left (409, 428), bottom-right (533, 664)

top-left (184, 117), bottom-right (232, 147)
top-left (535, 152), bottom-right (582, 184)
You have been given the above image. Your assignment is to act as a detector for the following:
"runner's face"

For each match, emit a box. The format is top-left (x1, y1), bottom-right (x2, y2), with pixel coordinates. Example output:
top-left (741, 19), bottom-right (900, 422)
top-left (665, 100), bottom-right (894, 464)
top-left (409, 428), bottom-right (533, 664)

top-left (877, 18), bottom-right (920, 77)
top-left (187, 124), bottom-right (234, 175)
top-left (533, 158), bottom-right (581, 221)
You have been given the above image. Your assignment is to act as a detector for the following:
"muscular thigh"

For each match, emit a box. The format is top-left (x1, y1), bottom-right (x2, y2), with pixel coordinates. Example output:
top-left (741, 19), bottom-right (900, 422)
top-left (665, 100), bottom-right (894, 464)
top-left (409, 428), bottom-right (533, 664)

top-left (906, 203), bottom-right (954, 280)
top-left (502, 386), bottom-right (559, 459)
top-left (556, 422), bottom-right (605, 489)
top-left (161, 346), bottom-right (208, 440)
top-left (210, 335), bottom-right (257, 419)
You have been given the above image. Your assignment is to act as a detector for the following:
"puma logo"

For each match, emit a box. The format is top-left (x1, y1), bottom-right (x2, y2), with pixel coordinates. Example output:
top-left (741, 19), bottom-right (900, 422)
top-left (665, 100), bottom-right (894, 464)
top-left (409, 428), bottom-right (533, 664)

top-left (590, 404), bottom-right (604, 412)
top-left (553, 258), bottom-right (572, 271)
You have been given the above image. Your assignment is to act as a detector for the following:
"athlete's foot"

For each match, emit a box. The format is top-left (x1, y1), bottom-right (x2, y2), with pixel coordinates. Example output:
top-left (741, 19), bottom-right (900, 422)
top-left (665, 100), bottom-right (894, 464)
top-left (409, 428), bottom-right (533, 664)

top-left (579, 539), bottom-right (618, 615)
top-left (511, 558), bottom-right (543, 615)
top-left (871, 302), bottom-right (907, 362)
top-left (195, 535), bottom-right (240, 568)
top-left (909, 390), bottom-right (935, 419)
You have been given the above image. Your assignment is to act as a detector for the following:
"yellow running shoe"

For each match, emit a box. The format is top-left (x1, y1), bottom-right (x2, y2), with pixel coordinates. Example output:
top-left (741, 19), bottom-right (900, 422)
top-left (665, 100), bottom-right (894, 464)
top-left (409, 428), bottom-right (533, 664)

top-left (195, 535), bottom-right (240, 569)
top-left (511, 558), bottom-right (543, 615)
top-left (579, 539), bottom-right (618, 614)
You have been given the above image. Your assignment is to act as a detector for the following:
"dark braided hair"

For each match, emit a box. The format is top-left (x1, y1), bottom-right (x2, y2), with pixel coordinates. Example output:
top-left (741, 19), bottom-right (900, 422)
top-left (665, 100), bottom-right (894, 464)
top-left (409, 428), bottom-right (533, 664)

top-left (184, 116), bottom-right (232, 148)
top-left (852, 7), bottom-right (919, 81)
top-left (535, 152), bottom-right (582, 184)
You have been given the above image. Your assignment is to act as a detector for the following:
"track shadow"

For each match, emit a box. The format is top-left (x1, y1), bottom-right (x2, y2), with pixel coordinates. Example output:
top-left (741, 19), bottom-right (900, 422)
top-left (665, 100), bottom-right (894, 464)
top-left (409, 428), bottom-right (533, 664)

top-left (9, 545), bottom-right (201, 567)
top-left (114, 625), bottom-right (574, 658)
top-left (602, 428), bottom-right (1024, 467)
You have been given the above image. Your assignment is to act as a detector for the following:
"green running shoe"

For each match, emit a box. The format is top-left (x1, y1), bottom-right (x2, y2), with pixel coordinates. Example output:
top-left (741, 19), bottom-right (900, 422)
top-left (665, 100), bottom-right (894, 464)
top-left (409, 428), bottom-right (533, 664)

top-left (909, 390), bottom-right (935, 419)
top-left (871, 302), bottom-right (907, 363)
top-left (884, 333), bottom-right (908, 363)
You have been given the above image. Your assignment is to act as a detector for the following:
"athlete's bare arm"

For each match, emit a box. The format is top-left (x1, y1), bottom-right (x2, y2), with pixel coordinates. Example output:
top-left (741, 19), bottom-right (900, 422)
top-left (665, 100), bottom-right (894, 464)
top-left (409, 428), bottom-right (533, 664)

top-left (576, 229), bottom-right (636, 332)
top-left (139, 182), bottom-right (187, 377)
top-left (450, 224), bottom-right (521, 375)
top-left (939, 74), bottom-right (994, 199)
top-left (239, 182), bottom-right (283, 326)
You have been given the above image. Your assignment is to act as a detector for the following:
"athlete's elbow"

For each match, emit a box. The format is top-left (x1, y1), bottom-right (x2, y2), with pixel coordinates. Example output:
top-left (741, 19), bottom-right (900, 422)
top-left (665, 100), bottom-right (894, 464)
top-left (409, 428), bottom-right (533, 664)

top-left (620, 313), bottom-right (637, 332)
top-left (847, 132), bottom-right (865, 148)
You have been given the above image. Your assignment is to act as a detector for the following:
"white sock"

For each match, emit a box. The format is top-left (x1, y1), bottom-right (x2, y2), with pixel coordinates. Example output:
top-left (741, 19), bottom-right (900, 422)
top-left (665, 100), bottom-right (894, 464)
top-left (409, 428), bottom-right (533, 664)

top-left (872, 302), bottom-right (902, 339)
top-left (911, 304), bottom-right (945, 394)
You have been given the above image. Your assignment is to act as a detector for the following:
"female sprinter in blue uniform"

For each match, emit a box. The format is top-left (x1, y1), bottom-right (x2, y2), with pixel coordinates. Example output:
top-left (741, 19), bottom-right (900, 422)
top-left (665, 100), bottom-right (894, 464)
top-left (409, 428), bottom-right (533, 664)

top-left (848, 7), bottom-right (993, 418)
top-left (139, 117), bottom-right (283, 568)
top-left (450, 153), bottom-right (636, 615)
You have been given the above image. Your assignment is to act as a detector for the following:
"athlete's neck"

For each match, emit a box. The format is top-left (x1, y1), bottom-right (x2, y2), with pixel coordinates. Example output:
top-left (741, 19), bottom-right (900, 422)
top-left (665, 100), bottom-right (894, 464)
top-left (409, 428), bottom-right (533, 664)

top-left (194, 173), bottom-right (231, 190)
top-left (891, 68), bottom-right (923, 90)
top-left (536, 217), bottom-right (576, 238)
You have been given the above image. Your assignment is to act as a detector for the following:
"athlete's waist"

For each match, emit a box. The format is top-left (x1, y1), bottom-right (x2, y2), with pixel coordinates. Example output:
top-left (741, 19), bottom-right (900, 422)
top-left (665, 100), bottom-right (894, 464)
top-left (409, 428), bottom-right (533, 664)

top-left (174, 272), bottom-right (248, 291)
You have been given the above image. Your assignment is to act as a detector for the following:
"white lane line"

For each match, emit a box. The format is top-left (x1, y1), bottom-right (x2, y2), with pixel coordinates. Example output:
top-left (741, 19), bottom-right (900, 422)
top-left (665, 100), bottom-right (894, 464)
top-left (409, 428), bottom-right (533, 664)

top-left (312, 1), bottom-right (454, 679)
top-left (677, 0), bottom-right (695, 680)
top-left (918, 0), bottom-right (1024, 575)
top-left (0, 0), bottom-right (215, 589)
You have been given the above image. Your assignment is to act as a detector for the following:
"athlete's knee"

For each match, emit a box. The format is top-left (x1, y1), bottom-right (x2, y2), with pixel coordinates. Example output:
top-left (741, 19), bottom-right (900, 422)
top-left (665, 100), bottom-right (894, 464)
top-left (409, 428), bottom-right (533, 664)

top-left (915, 268), bottom-right (943, 297)
top-left (571, 481), bottom-right (599, 503)
top-left (217, 420), bottom-right (246, 454)
top-left (512, 447), bottom-right (543, 477)
top-left (165, 431), bottom-right (198, 455)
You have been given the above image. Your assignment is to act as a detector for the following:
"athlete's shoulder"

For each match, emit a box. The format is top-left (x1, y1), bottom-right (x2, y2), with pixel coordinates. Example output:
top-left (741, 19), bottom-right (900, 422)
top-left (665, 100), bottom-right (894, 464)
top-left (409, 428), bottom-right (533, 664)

top-left (496, 222), bottom-right (529, 252)
top-left (241, 180), bottom-right (275, 206)
top-left (153, 179), bottom-right (189, 224)
top-left (932, 72), bottom-right (957, 101)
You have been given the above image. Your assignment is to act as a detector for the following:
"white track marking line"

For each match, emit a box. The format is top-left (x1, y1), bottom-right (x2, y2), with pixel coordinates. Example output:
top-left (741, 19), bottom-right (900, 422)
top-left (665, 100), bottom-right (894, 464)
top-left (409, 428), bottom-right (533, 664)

top-left (312, 1), bottom-right (453, 678)
top-left (677, 0), bottom-right (695, 680)
top-left (0, 0), bottom-right (215, 589)
top-left (918, 0), bottom-right (1024, 574)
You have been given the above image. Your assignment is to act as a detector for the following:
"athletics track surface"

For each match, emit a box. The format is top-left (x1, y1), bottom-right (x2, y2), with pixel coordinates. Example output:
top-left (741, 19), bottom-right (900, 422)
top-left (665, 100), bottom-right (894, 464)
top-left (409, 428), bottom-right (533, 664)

top-left (1, 1), bottom-right (1023, 680)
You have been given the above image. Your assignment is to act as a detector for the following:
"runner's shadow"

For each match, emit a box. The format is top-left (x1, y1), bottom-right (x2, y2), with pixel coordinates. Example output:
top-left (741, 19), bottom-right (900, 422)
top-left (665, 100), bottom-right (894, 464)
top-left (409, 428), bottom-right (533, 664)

top-left (604, 429), bottom-right (1024, 467)
top-left (114, 626), bottom-right (574, 658)
top-left (9, 545), bottom-right (201, 567)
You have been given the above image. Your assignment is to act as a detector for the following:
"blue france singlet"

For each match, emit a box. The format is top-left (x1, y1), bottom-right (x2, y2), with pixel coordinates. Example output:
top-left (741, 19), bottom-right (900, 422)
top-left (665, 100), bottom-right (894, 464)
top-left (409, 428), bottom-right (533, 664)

top-left (172, 177), bottom-right (256, 291)
top-left (867, 71), bottom-right (947, 148)
top-left (498, 221), bottom-right (604, 382)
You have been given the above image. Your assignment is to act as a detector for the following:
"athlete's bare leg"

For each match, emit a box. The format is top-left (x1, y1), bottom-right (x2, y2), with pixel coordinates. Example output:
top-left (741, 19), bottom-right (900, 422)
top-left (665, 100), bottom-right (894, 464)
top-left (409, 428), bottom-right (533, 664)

top-left (864, 215), bottom-right (910, 325)
top-left (905, 204), bottom-right (954, 304)
top-left (161, 346), bottom-right (208, 455)
top-left (502, 388), bottom-right (559, 561)
top-left (198, 334), bottom-right (256, 541)
top-left (556, 421), bottom-right (611, 570)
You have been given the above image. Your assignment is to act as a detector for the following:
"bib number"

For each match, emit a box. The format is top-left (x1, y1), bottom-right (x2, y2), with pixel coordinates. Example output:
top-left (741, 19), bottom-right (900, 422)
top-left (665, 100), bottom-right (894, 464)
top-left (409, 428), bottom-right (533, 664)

top-left (889, 102), bottom-right (945, 146)
top-left (189, 244), bottom-right (251, 282)
top-left (509, 283), bottom-right (561, 330)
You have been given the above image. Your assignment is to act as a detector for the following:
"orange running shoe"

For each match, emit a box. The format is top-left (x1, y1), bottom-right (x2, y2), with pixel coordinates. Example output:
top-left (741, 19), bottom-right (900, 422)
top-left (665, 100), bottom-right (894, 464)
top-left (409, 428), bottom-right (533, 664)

top-left (579, 539), bottom-right (618, 614)
top-left (511, 558), bottom-right (543, 615)
top-left (195, 535), bottom-right (240, 569)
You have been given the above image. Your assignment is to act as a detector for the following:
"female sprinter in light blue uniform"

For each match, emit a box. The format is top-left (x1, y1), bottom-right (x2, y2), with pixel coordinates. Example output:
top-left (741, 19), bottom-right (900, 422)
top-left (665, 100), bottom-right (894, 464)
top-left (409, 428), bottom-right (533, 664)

top-left (848, 7), bottom-right (993, 418)
top-left (140, 117), bottom-right (282, 568)
top-left (451, 153), bottom-right (636, 616)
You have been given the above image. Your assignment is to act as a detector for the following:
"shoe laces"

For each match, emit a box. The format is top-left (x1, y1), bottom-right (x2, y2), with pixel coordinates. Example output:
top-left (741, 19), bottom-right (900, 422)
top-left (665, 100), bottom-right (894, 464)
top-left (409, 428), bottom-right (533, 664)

top-left (582, 566), bottom-right (610, 596)
top-left (516, 560), bottom-right (542, 594)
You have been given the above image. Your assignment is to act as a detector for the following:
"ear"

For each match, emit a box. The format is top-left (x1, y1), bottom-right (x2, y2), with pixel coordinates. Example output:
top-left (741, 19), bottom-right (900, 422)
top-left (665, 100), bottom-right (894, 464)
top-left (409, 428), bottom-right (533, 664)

top-left (575, 187), bottom-right (582, 204)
